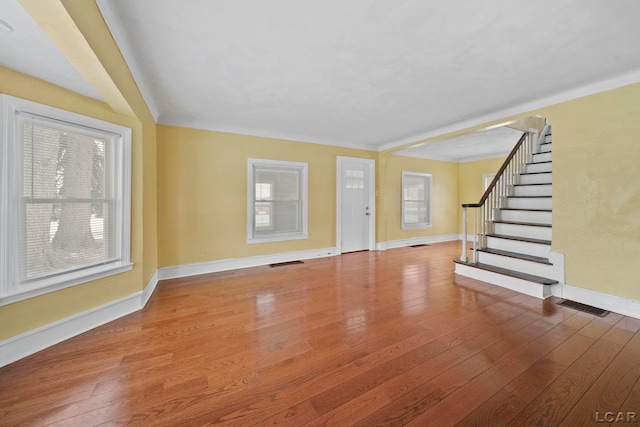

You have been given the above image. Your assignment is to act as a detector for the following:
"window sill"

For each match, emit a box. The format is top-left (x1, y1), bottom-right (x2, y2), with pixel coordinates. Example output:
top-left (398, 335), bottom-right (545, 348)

top-left (401, 224), bottom-right (433, 230)
top-left (247, 233), bottom-right (309, 244)
top-left (0, 262), bottom-right (134, 307)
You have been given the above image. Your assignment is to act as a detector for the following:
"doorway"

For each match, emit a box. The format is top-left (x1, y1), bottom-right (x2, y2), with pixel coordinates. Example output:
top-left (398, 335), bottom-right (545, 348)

top-left (336, 156), bottom-right (375, 253)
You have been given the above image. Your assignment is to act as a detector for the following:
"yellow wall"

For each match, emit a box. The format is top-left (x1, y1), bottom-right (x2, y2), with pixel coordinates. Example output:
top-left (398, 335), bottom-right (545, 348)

top-left (457, 157), bottom-right (506, 234)
top-left (540, 83), bottom-right (640, 299)
top-left (59, 0), bottom-right (158, 288)
top-left (3, 0), bottom-right (640, 345)
top-left (0, 0), bottom-right (157, 340)
top-left (157, 125), bottom-right (375, 267)
top-left (381, 155), bottom-right (460, 242)
top-left (0, 68), bottom-right (145, 339)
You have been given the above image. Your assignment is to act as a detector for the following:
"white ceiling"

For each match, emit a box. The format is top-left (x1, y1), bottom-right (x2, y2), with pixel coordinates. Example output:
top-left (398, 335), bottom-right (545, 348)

top-left (2, 0), bottom-right (640, 155)
top-left (0, 0), bottom-right (101, 100)
top-left (393, 126), bottom-right (523, 162)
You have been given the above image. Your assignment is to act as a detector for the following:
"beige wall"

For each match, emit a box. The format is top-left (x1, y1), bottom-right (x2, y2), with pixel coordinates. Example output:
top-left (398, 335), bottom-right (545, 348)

top-left (2, 0), bottom-right (640, 344)
top-left (540, 83), bottom-right (640, 299)
top-left (0, 0), bottom-right (157, 340)
top-left (381, 155), bottom-right (460, 242)
top-left (157, 125), bottom-right (375, 267)
top-left (59, 0), bottom-right (158, 288)
top-left (0, 68), bottom-right (146, 339)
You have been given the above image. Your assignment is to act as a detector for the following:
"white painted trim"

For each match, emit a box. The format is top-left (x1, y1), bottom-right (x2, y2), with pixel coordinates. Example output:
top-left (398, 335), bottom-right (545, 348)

top-left (158, 247), bottom-right (338, 280)
top-left (156, 117), bottom-right (368, 151)
top-left (0, 263), bottom-right (134, 307)
top-left (156, 68), bottom-right (640, 153)
top-left (142, 270), bottom-right (159, 307)
top-left (553, 283), bottom-right (640, 320)
top-left (379, 68), bottom-right (640, 152)
top-left (377, 234), bottom-right (459, 251)
top-left (547, 251), bottom-right (565, 284)
top-left (0, 291), bottom-right (140, 368)
top-left (0, 95), bottom-right (133, 305)
top-left (454, 262), bottom-right (551, 299)
top-left (336, 156), bottom-right (376, 254)
top-left (247, 158), bottom-right (309, 244)
top-left (401, 171), bottom-right (433, 230)
top-left (0, 271), bottom-right (162, 368)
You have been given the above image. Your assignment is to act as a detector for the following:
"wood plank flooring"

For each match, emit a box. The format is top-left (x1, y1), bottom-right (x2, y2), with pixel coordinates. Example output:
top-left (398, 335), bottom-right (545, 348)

top-left (2, 241), bottom-right (640, 426)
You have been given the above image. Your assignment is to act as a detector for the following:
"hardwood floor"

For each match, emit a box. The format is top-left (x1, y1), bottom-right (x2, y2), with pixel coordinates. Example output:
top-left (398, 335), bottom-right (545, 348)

top-left (2, 241), bottom-right (640, 426)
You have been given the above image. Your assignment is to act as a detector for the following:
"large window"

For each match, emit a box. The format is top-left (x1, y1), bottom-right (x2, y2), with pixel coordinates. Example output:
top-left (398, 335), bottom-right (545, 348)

top-left (402, 171), bottom-right (432, 229)
top-left (247, 159), bottom-right (308, 243)
top-left (0, 95), bottom-right (132, 305)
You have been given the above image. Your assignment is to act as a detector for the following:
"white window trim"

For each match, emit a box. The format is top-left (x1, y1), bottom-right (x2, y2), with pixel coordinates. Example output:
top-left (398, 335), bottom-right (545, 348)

top-left (401, 171), bottom-right (432, 230)
top-left (0, 95), bottom-right (132, 306)
top-left (247, 158), bottom-right (308, 244)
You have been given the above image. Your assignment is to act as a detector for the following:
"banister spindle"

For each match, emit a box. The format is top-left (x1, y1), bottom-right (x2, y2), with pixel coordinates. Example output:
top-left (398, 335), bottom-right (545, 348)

top-left (461, 206), bottom-right (468, 262)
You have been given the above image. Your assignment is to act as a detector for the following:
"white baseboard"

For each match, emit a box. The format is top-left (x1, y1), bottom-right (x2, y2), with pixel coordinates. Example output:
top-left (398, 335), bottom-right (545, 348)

top-left (4, 242), bottom-right (637, 368)
top-left (158, 247), bottom-right (338, 280)
top-left (553, 284), bottom-right (640, 320)
top-left (376, 234), bottom-right (459, 251)
top-left (0, 272), bottom-right (160, 368)
top-left (0, 292), bottom-right (139, 368)
top-left (142, 270), bottom-right (159, 307)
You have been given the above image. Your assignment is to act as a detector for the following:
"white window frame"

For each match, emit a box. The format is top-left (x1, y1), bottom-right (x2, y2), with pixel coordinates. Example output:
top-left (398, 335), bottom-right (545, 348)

top-left (247, 158), bottom-right (308, 243)
top-left (401, 171), bottom-right (432, 230)
top-left (0, 95), bottom-right (132, 306)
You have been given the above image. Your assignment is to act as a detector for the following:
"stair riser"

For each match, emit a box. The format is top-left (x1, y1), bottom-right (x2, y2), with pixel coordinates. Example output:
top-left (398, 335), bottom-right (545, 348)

top-left (532, 152), bottom-right (552, 163)
top-left (486, 237), bottom-right (551, 258)
top-left (494, 222), bottom-right (552, 241)
top-left (454, 263), bottom-right (551, 299)
top-left (539, 143), bottom-right (552, 153)
top-left (513, 185), bottom-right (552, 197)
top-left (519, 173), bottom-right (552, 185)
top-left (525, 162), bottom-right (552, 173)
top-left (477, 252), bottom-right (554, 277)
top-left (504, 197), bottom-right (552, 210)
top-left (544, 134), bottom-right (552, 143)
top-left (500, 210), bottom-right (552, 224)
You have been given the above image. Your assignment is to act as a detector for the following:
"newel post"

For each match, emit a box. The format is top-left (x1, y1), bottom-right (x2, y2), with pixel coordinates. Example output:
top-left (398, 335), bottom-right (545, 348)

top-left (461, 206), bottom-right (468, 262)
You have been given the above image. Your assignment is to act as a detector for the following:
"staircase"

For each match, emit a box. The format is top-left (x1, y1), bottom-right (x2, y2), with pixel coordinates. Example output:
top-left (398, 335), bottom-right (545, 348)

top-left (454, 126), bottom-right (561, 299)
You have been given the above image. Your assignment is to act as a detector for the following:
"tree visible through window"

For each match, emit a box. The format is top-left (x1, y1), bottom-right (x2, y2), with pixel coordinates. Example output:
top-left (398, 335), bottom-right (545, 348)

top-left (0, 95), bottom-right (131, 303)
top-left (21, 120), bottom-right (115, 280)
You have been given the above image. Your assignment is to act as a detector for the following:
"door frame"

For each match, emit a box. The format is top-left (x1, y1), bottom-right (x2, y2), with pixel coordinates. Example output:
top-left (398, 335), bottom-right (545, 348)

top-left (336, 156), bottom-right (376, 254)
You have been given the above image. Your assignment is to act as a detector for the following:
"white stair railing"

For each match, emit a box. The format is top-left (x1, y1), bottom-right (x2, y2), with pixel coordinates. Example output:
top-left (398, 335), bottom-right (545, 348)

top-left (460, 131), bottom-right (536, 263)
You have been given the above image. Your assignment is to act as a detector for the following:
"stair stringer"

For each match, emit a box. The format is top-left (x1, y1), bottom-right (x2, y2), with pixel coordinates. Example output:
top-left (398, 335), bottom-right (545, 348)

top-left (455, 124), bottom-right (566, 300)
top-left (548, 250), bottom-right (565, 296)
top-left (454, 262), bottom-right (552, 299)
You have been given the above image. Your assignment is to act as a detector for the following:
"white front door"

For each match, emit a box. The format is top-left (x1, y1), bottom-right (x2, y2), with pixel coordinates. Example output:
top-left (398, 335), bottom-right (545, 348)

top-left (338, 157), bottom-right (375, 253)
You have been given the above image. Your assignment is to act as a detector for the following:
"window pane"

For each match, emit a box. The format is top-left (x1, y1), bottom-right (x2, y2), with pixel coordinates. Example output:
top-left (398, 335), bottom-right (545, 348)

top-left (250, 160), bottom-right (307, 241)
top-left (345, 169), bottom-right (364, 189)
top-left (19, 116), bottom-right (118, 282)
top-left (255, 201), bottom-right (272, 229)
top-left (402, 172), bottom-right (431, 228)
top-left (403, 201), bottom-right (428, 224)
top-left (255, 183), bottom-right (272, 200)
top-left (271, 200), bottom-right (300, 233)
